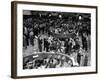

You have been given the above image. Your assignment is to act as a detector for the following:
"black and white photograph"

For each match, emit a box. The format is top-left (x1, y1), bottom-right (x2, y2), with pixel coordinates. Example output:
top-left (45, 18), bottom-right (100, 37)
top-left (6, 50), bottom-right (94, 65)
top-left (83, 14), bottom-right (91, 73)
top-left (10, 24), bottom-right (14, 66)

top-left (23, 10), bottom-right (91, 69)
top-left (11, 1), bottom-right (97, 78)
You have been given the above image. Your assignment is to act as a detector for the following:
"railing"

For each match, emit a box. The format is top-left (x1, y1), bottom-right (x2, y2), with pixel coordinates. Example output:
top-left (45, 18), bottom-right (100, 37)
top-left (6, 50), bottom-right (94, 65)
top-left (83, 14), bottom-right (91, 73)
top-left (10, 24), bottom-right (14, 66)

top-left (23, 51), bottom-right (79, 67)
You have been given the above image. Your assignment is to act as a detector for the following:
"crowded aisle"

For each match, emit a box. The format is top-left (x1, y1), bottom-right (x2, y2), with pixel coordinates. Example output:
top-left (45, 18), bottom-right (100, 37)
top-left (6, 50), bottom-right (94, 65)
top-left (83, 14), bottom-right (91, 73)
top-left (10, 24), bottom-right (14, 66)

top-left (23, 11), bottom-right (91, 69)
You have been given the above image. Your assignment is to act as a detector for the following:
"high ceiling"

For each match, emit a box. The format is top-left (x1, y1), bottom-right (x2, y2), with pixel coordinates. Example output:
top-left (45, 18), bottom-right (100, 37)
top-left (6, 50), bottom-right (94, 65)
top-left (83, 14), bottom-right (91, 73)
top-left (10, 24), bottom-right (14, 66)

top-left (23, 10), bottom-right (91, 20)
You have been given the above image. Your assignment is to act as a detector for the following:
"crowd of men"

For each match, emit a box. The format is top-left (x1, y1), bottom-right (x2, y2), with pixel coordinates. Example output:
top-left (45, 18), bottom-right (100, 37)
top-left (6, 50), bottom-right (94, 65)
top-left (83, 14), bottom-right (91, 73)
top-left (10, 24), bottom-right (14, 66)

top-left (23, 11), bottom-right (91, 69)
